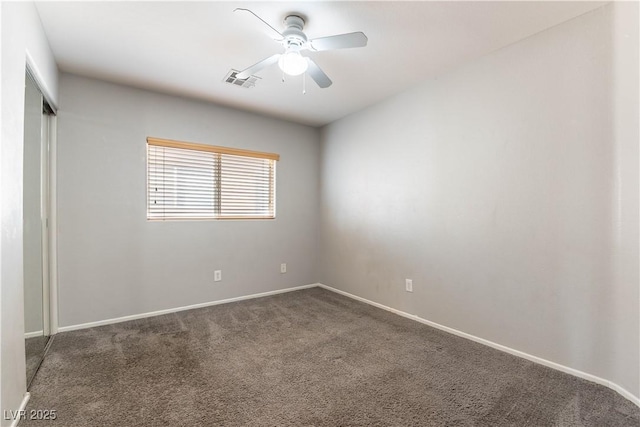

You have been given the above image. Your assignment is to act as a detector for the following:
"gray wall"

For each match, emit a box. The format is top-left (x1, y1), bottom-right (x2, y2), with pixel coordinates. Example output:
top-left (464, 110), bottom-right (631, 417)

top-left (608, 1), bottom-right (640, 399)
top-left (1, 1), bottom-right (59, 422)
top-left (56, 74), bottom-right (320, 328)
top-left (319, 3), bottom-right (639, 398)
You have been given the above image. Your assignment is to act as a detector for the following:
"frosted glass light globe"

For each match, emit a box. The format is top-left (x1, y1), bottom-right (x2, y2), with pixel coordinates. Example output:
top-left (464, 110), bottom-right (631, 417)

top-left (278, 51), bottom-right (308, 76)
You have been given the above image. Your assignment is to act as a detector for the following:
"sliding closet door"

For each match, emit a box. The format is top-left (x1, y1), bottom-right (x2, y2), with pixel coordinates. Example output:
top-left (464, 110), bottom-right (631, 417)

top-left (23, 70), bottom-right (47, 386)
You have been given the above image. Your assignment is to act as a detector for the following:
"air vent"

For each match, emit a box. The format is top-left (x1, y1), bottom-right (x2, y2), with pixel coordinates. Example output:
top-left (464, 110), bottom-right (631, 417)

top-left (223, 70), bottom-right (260, 88)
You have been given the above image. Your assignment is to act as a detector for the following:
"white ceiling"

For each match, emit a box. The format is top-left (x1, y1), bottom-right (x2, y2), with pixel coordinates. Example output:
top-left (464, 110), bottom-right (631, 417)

top-left (35, 1), bottom-right (607, 127)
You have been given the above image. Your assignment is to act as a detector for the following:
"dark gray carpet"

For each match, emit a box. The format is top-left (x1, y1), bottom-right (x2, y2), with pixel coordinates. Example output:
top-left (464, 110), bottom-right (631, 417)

top-left (23, 288), bottom-right (639, 426)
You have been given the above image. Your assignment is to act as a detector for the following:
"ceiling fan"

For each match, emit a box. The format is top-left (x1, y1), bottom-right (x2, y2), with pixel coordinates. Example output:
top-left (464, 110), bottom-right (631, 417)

top-left (234, 8), bottom-right (368, 89)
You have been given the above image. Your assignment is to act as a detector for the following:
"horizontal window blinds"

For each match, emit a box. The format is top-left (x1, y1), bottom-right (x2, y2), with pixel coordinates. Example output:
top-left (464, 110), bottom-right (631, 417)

top-left (147, 137), bottom-right (277, 220)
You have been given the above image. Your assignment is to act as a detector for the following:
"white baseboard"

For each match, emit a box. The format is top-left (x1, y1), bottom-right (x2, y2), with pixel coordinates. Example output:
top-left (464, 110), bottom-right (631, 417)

top-left (8, 392), bottom-right (30, 427)
top-left (317, 283), bottom-right (640, 408)
top-left (24, 330), bottom-right (44, 339)
top-left (58, 284), bottom-right (319, 333)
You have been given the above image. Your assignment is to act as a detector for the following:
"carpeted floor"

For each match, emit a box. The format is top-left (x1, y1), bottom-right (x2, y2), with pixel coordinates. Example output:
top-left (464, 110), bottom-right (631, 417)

top-left (25, 335), bottom-right (49, 386)
top-left (22, 288), bottom-right (639, 426)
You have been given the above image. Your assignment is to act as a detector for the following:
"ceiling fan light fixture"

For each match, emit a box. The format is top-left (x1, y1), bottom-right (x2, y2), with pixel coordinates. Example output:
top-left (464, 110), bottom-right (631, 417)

top-left (234, 8), bottom-right (367, 88)
top-left (278, 51), bottom-right (308, 76)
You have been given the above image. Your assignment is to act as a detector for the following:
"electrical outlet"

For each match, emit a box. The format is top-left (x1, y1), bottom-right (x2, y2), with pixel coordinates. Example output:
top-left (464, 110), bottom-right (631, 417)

top-left (280, 263), bottom-right (287, 274)
top-left (405, 279), bottom-right (413, 293)
top-left (214, 270), bottom-right (222, 282)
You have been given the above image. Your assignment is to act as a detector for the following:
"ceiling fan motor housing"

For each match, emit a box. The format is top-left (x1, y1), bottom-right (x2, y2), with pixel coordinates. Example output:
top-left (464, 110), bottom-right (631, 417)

top-left (282, 15), bottom-right (307, 51)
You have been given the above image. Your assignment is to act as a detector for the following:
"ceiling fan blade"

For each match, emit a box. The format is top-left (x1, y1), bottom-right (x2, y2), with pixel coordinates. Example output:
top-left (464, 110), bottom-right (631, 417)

top-left (306, 58), bottom-right (332, 88)
top-left (309, 32), bottom-right (368, 51)
top-left (234, 8), bottom-right (283, 41)
top-left (237, 54), bottom-right (281, 79)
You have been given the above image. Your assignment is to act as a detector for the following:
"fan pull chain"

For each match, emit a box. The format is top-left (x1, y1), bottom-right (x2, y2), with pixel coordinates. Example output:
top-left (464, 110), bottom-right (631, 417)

top-left (303, 73), bottom-right (306, 95)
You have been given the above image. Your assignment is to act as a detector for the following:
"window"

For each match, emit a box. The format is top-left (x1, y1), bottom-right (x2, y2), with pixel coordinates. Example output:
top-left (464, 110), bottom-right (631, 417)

top-left (147, 137), bottom-right (278, 220)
